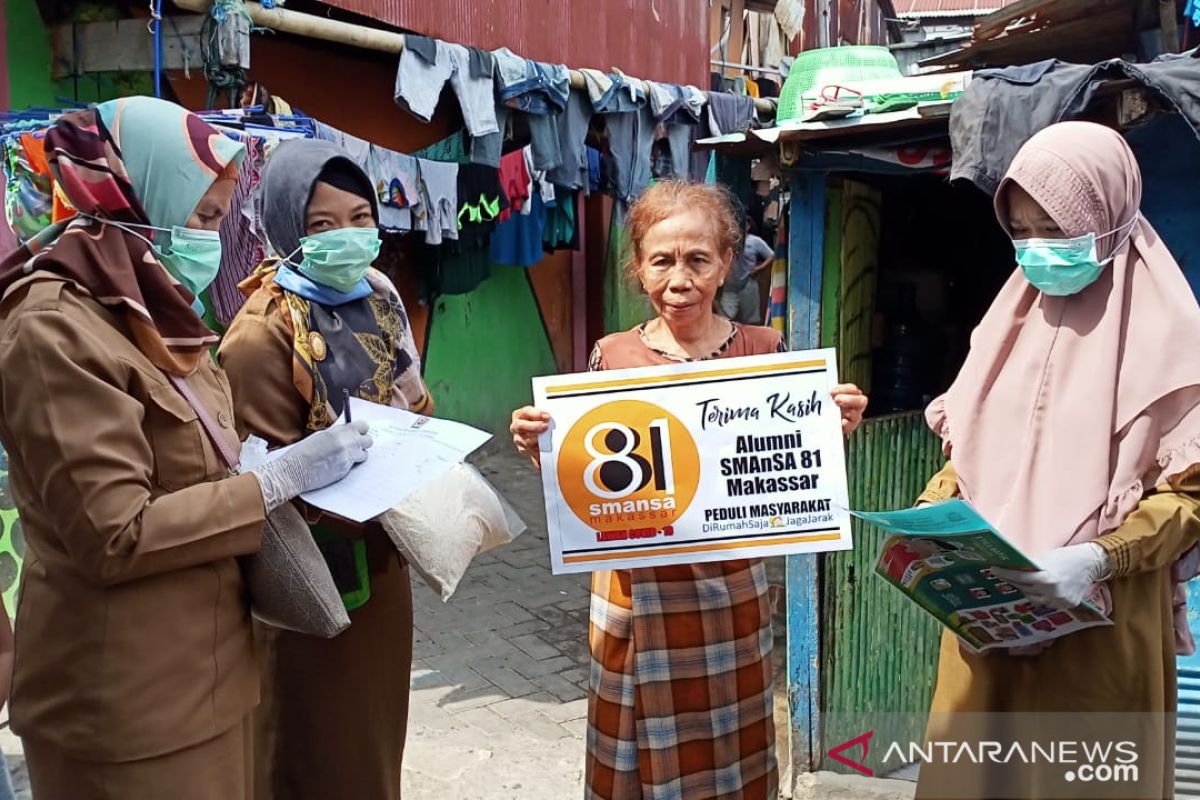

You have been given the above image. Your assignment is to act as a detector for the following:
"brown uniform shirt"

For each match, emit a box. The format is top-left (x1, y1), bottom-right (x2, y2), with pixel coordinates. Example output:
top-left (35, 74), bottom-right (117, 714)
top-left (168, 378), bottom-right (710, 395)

top-left (0, 276), bottom-right (266, 762)
top-left (216, 286), bottom-right (309, 447)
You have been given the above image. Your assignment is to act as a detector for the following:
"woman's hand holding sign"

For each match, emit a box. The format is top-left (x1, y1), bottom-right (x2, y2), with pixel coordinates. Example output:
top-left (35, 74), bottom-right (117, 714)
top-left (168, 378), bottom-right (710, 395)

top-left (511, 406), bottom-right (551, 468)
top-left (832, 384), bottom-right (867, 436)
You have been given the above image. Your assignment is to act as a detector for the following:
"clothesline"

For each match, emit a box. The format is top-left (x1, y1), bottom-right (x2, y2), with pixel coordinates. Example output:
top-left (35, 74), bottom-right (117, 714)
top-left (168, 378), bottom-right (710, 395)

top-left (173, 0), bottom-right (779, 116)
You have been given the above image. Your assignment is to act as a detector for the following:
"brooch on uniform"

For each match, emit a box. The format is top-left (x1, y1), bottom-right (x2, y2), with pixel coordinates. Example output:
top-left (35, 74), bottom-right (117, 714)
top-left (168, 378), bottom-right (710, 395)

top-left (308, 331), bottom-right (328, 361)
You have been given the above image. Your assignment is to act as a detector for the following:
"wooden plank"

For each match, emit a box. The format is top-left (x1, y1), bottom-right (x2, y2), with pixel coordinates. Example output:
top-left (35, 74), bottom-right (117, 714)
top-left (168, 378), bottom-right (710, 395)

top-left (786, 172), bottom-right (826, 776)
top-left (1159, 0), bottom-right (1180, 52)
top-left (51, 16), bottom-right (204, 78)
top-left (726, 0), bottom-right (746, 78)
top-left (710, 0), bottom-right (728, 57)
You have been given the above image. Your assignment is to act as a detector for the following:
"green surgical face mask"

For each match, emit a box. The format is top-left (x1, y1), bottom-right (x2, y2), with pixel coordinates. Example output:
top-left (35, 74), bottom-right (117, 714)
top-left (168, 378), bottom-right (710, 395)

top-left (155, 227), bottom-right (223, 297)
top-left (1013, 215), bottom-right (1138, 297)
top-left (93, 216), bottom-right (224, 299)
top-left (293, 227), bottom-right (381, 293)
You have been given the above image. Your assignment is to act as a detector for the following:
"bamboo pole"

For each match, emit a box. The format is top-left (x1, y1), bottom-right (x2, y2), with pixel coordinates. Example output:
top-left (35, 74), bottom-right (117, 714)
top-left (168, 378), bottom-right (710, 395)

top-left (172, 0), bottom-right (778, 116)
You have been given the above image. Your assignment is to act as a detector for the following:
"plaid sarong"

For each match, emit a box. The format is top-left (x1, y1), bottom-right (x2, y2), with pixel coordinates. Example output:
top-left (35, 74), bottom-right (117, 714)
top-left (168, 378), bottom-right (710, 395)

top-left (585, 560), bottom-right (778, 800)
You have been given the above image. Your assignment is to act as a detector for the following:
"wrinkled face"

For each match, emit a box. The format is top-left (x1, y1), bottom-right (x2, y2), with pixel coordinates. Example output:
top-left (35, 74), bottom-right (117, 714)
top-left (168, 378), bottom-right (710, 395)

top-left (184, 178), bottom-right (236, 231)
top-left (635, 210), bottom-right (732, 327)
top-left (1004, 185), bottom-right (1065, 240)
top-left (305, 181), bottom-right (376, 236)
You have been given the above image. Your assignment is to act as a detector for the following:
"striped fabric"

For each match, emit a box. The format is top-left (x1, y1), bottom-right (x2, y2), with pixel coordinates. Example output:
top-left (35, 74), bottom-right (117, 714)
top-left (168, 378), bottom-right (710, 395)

top-left (585, 561), bottom-right (778, 800)
top-left (764, 216), bottom-right (788, 335)
top-left (212, 134), bottom-right (265, 327)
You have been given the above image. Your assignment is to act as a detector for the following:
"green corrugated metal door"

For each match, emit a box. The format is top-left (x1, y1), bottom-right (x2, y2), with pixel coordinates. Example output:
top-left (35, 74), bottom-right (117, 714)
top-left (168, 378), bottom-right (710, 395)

top-left (820, 411), bottom-right (946, 772)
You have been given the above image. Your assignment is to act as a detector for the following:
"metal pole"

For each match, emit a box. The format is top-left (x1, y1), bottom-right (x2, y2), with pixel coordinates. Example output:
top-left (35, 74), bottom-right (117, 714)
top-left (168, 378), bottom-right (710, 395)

top-left (709, 59), bottom-right (783, 76)
top-left (153, 0), bottom-right (164, 97)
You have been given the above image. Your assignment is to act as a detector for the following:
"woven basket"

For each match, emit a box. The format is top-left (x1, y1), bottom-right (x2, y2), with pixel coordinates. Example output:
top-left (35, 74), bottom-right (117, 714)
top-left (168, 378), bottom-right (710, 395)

top-left (777, 46), bottom-right (903, 123)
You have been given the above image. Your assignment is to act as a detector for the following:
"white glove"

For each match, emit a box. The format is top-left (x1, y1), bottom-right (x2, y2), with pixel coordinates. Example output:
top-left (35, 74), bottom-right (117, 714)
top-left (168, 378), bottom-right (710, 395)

top-left (251, 422), bottom-right (373, 512)
top-left (992, 542), bottom-right (1110, 609)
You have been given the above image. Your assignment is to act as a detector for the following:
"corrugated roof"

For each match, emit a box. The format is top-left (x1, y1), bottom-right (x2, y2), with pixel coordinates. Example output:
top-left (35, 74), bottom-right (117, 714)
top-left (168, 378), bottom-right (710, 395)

top-left (316, 0), bottom-right (710, 86)
top-left (895, 0), bottom-right (1013, 17)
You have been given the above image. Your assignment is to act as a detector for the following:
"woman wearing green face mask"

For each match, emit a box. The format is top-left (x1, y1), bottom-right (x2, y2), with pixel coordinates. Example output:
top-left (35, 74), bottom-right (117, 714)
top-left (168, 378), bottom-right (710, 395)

top-left (219, 139), bottom-right (431, 800)
top-left (914, 122), bottom-right (1200, 799)
top-left (0, 98), bottom-right (371, 799)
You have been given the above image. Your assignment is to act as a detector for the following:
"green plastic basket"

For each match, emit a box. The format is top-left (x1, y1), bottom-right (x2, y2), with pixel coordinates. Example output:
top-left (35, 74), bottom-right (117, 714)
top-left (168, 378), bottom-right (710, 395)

top-left (777, 46), bottom-right (903, 123)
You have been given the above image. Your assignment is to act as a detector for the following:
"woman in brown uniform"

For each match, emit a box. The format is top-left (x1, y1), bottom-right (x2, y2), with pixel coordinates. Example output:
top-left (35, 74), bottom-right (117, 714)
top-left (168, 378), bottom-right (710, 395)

top-left (219, 139), bottom-right (431, 800)
top-left (916, 123), bottom-right (1200, 799)
top-left (511, 181), bottom-right (867, 800)
top-left (0, 97), bottom-right (370, 800)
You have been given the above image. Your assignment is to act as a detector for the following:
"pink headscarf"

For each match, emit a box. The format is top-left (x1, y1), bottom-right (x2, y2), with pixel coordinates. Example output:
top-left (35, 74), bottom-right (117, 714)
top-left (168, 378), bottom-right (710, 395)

top-left (927, 122), bottom-right (1200, 651)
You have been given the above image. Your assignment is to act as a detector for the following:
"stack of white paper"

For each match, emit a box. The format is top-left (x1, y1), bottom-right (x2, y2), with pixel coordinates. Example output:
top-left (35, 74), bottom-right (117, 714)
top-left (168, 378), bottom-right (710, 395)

top-left (241, 398), bottom-right (492, 523)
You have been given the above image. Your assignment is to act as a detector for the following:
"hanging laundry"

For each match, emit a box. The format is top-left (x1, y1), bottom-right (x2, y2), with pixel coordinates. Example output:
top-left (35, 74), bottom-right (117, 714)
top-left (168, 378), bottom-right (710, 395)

top-left (663, 124), bottom-right (693, 180)
top-left (546, 90), bottom-right (594, 192)
top-left (587, 147), bottom-right (602, 193)
top-left (604, 105), bottom-right (656, 203)
top-left (490, 191), bottom-right (547, 268)
top-left (764, 214), bottom-right (788, 335)
top-left (543, 191), bottom-right (579, 253)
top-left (456, 163), bottom-right (507, 248)
top-left (707, 92), bottom-right (758, 134)
top-left (530, 154), bottom-right (556, 206)
top-left (497, 148), bottom-right (531, 222)
top-left (0, 185), bottom-right (15, 254)
top-left (745, 79), bottom-right (761, 99)
top-left (312, 121), bottom-right (371, 170)
top-left (646, 83), bottom-right (706, 126)
top-left (687, 92), bottom-right (757, 182)
top-left (592, 71), bottom-right (656, 203)
top-left (491, 48), bottom-right (570, 172)
top-left (211, 133), bottom-right (265, 326)
top-left (412, 239), bottom-right (491, 299)
top-left (367, 145), bottom-right (422, 231)
top-left (594, 70), bottom-right (646, 114)
top-left (415, 158), bottom-right (460, 246)
top-left (3, 134), bottom-right (53, 243)
top-left (577, 69), bottom-right (614, 107)
top-left (394, 40), bottom-right (501, 138)
top-left (414, 130), bottom-right (471, 165)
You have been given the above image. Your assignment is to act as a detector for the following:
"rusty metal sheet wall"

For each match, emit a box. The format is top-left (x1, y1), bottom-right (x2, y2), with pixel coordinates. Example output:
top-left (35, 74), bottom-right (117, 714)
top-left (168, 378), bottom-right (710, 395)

top-left (321, 0), bottom-right (711, 85)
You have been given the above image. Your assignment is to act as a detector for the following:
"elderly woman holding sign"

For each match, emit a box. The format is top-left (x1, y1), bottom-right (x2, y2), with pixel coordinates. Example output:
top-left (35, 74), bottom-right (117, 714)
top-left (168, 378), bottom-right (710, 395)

top-left (511, 181), bottom-right (867, 800)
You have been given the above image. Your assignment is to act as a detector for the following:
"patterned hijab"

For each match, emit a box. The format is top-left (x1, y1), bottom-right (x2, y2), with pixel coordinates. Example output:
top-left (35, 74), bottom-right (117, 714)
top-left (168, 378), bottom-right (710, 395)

top-left (244, 138), bottom-right (425, 431)
top-left (0, 97), bottom-right (245, 376)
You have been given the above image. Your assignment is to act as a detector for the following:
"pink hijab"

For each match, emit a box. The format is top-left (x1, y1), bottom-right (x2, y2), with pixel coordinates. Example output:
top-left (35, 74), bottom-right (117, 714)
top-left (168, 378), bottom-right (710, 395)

top-left (927, 122), bottom-right (1200, 650)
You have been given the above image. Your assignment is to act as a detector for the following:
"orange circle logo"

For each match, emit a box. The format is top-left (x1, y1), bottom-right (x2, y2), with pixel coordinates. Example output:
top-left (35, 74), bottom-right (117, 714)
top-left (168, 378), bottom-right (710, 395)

top-left (557, 400), bottom-right (700, 532)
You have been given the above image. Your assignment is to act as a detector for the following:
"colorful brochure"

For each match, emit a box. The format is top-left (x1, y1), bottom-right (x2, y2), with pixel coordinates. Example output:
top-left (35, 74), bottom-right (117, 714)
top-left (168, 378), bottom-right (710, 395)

top-left (852, 500), bottom-right (1112, 653)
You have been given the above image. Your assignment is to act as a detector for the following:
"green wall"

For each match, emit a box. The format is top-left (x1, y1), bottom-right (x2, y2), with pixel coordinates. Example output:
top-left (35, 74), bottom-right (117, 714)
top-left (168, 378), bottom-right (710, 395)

top-left (7, 0), bottom-right (56, 108)
top-left (603, 211), bottom-right (652, 335)
top-left (6, 0), bottom-right (152, 110)
top-left (422, 265), bottom-right (560, 434)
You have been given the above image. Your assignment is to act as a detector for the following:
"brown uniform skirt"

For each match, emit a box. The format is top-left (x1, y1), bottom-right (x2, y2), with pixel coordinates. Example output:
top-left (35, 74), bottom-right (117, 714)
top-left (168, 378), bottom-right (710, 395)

top-left (25, 716), bottom-right (253, 800)
top-left (254, 528), bottom-right (414, 800)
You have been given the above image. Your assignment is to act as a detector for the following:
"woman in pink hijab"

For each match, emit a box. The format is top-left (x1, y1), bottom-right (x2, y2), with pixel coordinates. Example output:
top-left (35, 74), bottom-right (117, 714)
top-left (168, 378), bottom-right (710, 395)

top-left (915, 121), bottom-right (1200, 799)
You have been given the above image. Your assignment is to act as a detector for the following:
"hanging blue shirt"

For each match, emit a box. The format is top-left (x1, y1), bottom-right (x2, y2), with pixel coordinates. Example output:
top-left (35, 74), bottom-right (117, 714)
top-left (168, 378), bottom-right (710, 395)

top-left (490, 193), bottom-right (547, 268)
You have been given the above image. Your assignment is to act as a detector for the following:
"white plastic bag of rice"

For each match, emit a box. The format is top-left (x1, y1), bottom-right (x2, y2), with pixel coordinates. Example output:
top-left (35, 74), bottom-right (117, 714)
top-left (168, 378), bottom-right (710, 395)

top-left (379, 463), bottom-right (526, 601)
